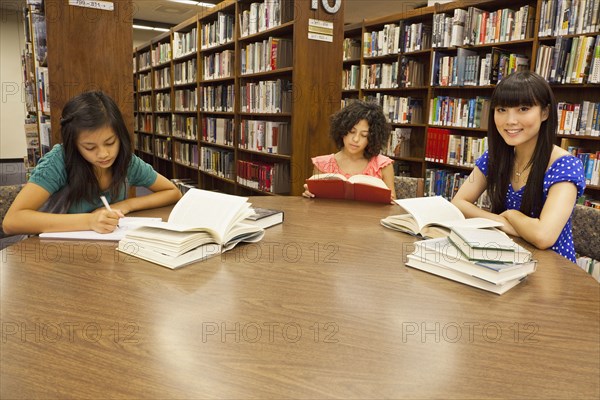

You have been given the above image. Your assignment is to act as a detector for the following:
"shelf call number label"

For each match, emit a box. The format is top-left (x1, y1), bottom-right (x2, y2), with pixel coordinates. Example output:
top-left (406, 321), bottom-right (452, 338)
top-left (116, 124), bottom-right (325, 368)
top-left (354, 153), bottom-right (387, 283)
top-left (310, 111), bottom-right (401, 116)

top-left (309, 0), bottom-right (341, 42)
top-left (68, 0), bottom-right (114, 11)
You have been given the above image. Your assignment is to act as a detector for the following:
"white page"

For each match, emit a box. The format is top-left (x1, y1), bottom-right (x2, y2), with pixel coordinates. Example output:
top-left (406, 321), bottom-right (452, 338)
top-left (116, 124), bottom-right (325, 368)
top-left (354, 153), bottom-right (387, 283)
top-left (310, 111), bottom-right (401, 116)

top-left (152, 189), bottom-right (252, 243)
top-left (39, 217), bottom-right (162, 241)
top-left (347, 175), bottom-right (388, 189)
top-left (394, 196), bottom-right (465, 231)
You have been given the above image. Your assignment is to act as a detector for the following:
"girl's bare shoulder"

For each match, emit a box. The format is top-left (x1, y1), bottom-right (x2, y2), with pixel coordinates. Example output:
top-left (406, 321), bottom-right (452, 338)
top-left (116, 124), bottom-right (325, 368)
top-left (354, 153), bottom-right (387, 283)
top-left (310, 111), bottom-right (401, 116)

top-left (549, 145), bottom-right (571, 164)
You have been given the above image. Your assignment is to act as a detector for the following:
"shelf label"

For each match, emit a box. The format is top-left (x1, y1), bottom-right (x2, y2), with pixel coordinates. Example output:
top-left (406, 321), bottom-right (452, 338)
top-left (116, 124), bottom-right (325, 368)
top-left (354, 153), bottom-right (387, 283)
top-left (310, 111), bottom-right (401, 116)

top-left (308, 32), bottom-right (333, 42)
top-left (68, 0), bottom-right (114, 11)
top-left (308, 18), bottom-right (333, 42)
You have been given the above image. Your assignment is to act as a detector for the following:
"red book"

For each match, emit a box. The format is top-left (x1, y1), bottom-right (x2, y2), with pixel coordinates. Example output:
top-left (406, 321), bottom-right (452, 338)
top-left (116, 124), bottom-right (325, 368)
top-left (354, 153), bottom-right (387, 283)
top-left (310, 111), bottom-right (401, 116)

top-left (270, 38), bottom-right (279, 70)
top-left (306, 174), bottom-right (391, 204)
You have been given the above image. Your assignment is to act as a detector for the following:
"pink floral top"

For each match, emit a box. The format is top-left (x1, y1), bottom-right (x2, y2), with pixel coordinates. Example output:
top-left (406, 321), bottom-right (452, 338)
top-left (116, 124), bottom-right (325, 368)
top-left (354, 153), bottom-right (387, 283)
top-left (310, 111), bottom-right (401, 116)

top-left (311, 154), bottom-right (393, 179)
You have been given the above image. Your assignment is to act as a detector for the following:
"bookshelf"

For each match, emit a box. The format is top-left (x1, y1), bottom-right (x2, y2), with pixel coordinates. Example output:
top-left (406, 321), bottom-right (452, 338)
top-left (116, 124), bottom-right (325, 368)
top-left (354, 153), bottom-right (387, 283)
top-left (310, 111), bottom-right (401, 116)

top-left (20, 1), bottom-right (47, 170)
top-left (533, 0), bottom-right (600, 201)
top-left (200, 1), bottom-right (236, 192)
top-left (172, 15), bottom-right (200, 186)
top-left (341, 22), bottom-right (362, 107)
top-left (134, 40), bottom-right (155, 170)
top-left (133, 0), bottom-right (343, 196)
top-left (359, 6), bottom-right (433, 179)
top-left (19, 0), bottom-right (134, 173)
top-left (348, 0), bottom-right (599, 202)
top-left (150, 30), bottom-right (174, 179)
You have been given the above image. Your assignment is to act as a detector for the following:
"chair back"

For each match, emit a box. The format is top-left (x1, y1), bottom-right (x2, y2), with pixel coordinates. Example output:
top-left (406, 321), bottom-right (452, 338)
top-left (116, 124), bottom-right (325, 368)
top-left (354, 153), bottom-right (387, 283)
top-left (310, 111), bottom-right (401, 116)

top-left (394, 176), bottom-right (425, 199)
top-left (572, 205), bottom-right (600, 261)
top-left (0, 184), bottom-right (24, 234)
top-left (0, 184), bottom-right (26, 250)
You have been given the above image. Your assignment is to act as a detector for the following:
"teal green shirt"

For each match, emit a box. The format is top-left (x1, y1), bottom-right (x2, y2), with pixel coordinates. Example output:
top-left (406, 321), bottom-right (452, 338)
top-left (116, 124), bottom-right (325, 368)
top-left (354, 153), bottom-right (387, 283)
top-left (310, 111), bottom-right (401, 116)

top-left (29, 144), bottom-right (158, 214)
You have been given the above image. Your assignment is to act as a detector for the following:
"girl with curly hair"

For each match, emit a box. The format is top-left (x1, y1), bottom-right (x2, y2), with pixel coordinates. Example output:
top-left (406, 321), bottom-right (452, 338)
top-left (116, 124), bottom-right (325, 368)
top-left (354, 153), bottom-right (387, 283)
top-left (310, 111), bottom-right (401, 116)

top-left (303, 100), bottom-right (396, 200)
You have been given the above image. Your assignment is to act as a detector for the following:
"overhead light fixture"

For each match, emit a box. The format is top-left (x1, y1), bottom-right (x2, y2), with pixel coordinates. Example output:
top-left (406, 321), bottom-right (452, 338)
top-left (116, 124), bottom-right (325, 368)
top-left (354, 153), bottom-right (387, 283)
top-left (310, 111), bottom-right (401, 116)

top-left (133, 24), bottom-right (170, 32)
top-left (168, 0), bottom-right (217, 7)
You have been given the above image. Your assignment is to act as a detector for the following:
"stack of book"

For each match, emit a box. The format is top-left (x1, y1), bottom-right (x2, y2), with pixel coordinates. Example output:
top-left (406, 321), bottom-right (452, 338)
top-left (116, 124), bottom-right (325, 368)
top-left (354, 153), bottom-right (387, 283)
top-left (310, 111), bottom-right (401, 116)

top-left (117, 189), bottom-right (265, 269)
top-left (405, 227), bottom-right (536, 295)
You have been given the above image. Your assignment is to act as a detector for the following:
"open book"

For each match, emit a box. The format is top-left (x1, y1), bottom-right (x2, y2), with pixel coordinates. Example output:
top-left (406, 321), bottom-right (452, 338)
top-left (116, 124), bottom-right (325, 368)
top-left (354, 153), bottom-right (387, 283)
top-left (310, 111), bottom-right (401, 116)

top-left (117, 189), bottom-right (265, 269)
top-left (305, 173), bottom-right (391, 203)
top-left (381, 196), bottom-right (503, 238)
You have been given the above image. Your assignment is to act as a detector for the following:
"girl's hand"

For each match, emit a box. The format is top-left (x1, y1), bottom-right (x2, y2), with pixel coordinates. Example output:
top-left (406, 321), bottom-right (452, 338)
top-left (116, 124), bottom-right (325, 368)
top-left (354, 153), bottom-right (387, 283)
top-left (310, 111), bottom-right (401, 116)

top-left (302, 184), bottom-right (315, 198)
top-left (89, 209), bottom-right (123, 233)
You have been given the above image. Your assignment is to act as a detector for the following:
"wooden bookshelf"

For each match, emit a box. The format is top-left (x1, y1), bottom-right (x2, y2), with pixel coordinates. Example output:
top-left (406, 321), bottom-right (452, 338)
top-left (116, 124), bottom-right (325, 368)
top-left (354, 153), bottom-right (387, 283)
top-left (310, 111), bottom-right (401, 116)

top-left (133, 0), bottom-right (343, 196)
top-left (21, 3), bottom-right (45, 169)
top-left (341, 22), bottom-right (363, 107)
top-left (133, 39), bottom-right (155, 171)
top-left (349, 0), bottom-right (599, 202)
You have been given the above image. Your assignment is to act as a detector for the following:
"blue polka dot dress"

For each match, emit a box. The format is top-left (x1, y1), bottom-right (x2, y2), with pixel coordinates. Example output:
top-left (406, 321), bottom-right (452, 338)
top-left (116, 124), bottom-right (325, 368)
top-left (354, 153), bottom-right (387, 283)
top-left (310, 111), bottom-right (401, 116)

top-left (475, 150), bottom-right (586, 262)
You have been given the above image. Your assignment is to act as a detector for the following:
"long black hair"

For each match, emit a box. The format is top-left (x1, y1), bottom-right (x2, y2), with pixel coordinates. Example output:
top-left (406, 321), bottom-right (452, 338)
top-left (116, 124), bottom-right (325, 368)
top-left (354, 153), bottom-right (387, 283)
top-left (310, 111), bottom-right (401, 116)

top-left (330, 100), bottom-right (390, 159)
top-left (60, 91), bottom-right (132, 207)
top-left (487, 71), bottom-right (557, 217)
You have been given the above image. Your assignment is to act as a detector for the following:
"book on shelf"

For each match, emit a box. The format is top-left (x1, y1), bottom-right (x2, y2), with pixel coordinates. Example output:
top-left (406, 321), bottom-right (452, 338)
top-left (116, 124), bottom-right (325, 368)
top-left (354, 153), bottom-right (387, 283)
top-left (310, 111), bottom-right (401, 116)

top-left (306, 173), bottom-right (392, 204)
top-left (117, 189), bottom-right (265, 269)
top-left (381, 196), bottom-right (502, 238)
top-left (39, 217), bottom-right (163, 241)
top-left (410, 237), bottom-right (537, 285)
top-left (244, 207), bottom-right (284, 229)
top-left (448, 226), bottom-right (533, 264)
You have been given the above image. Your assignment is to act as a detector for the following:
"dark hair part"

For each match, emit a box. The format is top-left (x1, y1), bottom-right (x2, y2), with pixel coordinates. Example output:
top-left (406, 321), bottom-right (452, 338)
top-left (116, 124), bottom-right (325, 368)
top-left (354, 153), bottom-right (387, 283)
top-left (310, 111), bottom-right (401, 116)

top-left (330, 100), bottom-right (390, 159)
top-left (486, 71), bottom-right (557, 217)
top-left (60, 91), bottom-right (132, 207)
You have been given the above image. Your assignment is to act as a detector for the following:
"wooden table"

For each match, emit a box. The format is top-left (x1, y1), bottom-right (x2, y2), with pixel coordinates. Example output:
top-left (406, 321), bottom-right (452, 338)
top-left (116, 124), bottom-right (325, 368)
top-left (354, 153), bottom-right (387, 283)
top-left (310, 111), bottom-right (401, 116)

top-left (1, 197), bottom-right (598, 398)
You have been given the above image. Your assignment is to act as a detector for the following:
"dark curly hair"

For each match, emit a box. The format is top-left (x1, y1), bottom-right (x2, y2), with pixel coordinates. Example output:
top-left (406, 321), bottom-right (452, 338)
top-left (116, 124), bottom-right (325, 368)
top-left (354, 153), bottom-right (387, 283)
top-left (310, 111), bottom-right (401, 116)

top-left (330, 100), bottom-right (390, 159)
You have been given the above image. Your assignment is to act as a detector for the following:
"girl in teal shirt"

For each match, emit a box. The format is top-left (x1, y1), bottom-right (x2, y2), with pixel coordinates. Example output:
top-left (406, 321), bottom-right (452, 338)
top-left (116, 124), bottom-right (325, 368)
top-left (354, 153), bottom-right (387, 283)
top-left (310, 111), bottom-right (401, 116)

top-left (3, 91), bottom-right (181, 235)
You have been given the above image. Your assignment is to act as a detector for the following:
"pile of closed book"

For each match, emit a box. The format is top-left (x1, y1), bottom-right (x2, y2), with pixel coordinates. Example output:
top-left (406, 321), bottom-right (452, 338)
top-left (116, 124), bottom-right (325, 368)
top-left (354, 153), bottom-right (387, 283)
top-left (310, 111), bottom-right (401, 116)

top-left (405, 226), bottom-right (536, 295)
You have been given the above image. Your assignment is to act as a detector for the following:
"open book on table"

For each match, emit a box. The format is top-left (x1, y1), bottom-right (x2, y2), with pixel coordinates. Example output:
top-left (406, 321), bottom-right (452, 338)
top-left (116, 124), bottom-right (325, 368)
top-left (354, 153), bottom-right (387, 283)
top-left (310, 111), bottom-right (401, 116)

top-left (381, 196), bottom-right (503, 238)
top-left (305, 173), bottom-right (391, 204)
top-left (117, 189), bottom-right (265, 269)
top-left (39, 217), bottom-right (163, 241)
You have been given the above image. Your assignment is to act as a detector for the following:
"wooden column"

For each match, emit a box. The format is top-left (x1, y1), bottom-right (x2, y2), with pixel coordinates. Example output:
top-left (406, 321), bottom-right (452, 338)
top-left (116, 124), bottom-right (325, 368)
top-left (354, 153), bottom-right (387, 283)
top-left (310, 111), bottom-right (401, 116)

top-left (291, 0), bottom-right (344, 195)
top-left (45, 0), bottom-right (134, 144)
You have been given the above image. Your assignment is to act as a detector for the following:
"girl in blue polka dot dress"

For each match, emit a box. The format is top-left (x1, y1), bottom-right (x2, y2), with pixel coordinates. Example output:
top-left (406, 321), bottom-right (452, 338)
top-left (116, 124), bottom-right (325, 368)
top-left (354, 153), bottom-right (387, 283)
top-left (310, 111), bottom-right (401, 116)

top-left (452, 71), bottom-right (585, 262)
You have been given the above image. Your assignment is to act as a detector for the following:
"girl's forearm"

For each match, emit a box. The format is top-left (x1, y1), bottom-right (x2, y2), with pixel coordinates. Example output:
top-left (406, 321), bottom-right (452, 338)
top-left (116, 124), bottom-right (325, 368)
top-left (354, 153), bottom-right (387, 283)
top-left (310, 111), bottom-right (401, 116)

top-left (452, 199), bottom-right (519, 236)
top-left (3, 210), bottom-right (91, 235)
top-left (501, 210), bottom-right (552, 249)
top-left (452, 199), bottom-right (501, 222)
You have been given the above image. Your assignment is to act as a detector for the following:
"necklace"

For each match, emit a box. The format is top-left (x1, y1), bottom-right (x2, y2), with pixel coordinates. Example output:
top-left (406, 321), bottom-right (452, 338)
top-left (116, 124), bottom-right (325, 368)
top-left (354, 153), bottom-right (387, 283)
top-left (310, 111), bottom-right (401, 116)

top-left (514, 162), bottom-right (531, 177)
